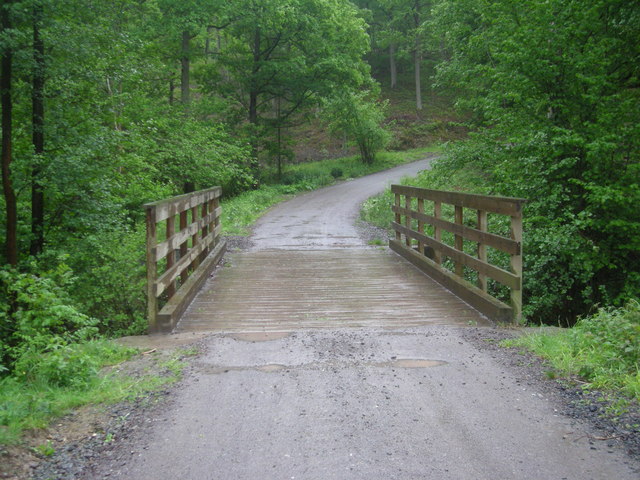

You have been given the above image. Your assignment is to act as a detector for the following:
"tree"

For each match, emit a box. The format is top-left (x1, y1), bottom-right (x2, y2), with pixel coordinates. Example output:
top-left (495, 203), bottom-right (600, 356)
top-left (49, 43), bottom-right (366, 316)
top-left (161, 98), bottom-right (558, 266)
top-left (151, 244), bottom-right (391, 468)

top-left (429, 0), bottom-right (640, 323)
top-left (30, 0), bottom-right (45, 256)
top-left (325, 91), bottom-right (390, 164)
top-left (200, 0), bottom-right (372, 171)
top-left (1, 0), bottom-right (18, 265)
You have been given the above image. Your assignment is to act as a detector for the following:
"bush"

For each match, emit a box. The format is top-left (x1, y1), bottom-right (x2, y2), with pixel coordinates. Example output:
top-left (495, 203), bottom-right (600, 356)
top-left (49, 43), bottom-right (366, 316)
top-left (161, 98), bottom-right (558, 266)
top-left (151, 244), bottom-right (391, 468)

top-left (0, 263), bottom-right (98, 375)
top-left (324, 91), bottom-right (390, 165)
top-left (65, 226), bottom-right (148, 337)
top-left (13, 342), bottom-right (99, 388)
top-left (330, 167), bottom-right (343, 179)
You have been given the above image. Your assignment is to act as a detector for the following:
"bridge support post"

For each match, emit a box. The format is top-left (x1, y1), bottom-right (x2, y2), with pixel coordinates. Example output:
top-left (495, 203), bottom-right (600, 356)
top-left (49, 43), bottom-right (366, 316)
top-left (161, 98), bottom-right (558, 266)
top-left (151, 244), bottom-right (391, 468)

top-left (510, 214), bottom-right (523, 323)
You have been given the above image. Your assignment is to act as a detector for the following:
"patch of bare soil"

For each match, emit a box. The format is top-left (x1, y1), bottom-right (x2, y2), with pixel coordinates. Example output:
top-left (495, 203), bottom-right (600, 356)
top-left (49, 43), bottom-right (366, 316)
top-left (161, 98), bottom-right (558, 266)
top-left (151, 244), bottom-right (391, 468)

top-left (1, 336), bottom-right (207, 480)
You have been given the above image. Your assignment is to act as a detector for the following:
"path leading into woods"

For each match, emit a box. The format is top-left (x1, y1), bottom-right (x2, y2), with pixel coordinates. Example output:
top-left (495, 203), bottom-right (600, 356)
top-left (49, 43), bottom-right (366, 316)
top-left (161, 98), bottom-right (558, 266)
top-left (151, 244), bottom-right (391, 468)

top-left (93, 159), bottom-right (639, 480)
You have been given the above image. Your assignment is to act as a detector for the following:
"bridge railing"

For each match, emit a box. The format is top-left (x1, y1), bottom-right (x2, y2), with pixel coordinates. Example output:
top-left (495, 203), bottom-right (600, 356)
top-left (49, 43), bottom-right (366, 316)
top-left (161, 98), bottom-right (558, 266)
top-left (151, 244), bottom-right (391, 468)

top-left (390, 185), bottom-right (525, 323)
top-left (145, 187), bottom-right (226, 332)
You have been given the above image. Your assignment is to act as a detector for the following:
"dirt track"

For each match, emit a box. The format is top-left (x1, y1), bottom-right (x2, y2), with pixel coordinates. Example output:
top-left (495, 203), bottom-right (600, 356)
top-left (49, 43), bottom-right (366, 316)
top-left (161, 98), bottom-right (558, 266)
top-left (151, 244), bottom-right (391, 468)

top-left (33, 158), bottom-right (640, 480)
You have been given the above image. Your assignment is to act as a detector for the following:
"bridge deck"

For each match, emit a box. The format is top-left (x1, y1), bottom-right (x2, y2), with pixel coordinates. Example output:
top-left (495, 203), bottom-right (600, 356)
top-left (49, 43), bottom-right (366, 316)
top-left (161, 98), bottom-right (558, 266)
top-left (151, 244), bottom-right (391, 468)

top-left (176, 249), bottom-right (489, 333)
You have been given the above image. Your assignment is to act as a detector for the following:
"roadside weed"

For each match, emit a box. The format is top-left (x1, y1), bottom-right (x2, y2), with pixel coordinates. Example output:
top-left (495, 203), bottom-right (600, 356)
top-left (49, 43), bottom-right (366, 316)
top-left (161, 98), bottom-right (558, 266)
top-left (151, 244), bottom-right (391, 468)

top-left (503, 301), bottom-right (640, 401)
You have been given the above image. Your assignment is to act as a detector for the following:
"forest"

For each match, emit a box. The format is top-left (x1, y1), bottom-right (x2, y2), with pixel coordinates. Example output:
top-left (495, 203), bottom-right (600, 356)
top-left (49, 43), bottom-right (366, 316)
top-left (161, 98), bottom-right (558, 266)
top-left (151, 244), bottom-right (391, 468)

top-left (0, 0), bottom-right (638, 385)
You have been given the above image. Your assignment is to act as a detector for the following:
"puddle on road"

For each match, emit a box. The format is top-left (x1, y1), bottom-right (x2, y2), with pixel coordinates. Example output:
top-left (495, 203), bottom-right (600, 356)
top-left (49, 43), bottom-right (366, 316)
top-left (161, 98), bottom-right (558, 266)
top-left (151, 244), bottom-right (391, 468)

top-left (199, 359), bottom-right (445, 376)
top-left (229, 332), bottom-right (290, 342)
top-left (374, 359), bottom-right (447, 368)
top-left (257, 364), bottom-right (287, 373)
top-left (200, 364), bottom-right (287, 375)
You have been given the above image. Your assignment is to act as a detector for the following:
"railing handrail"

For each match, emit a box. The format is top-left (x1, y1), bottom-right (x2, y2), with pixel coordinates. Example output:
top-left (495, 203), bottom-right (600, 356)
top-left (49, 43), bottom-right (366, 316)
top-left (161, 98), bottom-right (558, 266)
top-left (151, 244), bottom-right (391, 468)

top-left (145, 186), bottom-right (226, 332)
top-left (390, 185), bottom-right (525, 323)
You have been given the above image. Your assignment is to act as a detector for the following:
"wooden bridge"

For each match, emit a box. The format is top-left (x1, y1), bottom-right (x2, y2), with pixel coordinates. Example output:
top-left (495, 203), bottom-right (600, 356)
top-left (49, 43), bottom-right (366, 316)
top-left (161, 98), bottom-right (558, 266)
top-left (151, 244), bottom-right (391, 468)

top-left (144, 185), bottom-right (524, 333)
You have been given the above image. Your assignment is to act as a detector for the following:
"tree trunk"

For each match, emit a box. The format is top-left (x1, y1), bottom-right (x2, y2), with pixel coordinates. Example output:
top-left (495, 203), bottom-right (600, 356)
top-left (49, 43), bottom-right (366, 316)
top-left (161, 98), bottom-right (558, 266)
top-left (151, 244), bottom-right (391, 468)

top-left (249, 28), bottom-right (260, 126)
top-left (1, 0), bottom-right (18, 265)
top-left (414, 37), bottom-right (422, 111)
top-left (31, 2), bottom-right (45, 256)
top-left (389, 43), bottom-right (397, 89)
top-left (169, 77), bottom-right (175, 105)
top-left (413, 6), bottom-right (423, 112)
top-left (181, 30), bottom-right (190, 105)
top-left (247, 28), bottom-right (260, 171)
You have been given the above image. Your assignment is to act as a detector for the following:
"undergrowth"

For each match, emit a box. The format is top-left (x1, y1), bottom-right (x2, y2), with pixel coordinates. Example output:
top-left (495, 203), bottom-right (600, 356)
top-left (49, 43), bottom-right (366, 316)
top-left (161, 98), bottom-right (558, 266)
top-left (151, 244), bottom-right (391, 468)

top-left (503, 301), bottom-right (640, 401)
top-left (0, 342), bottom-right (195, 445)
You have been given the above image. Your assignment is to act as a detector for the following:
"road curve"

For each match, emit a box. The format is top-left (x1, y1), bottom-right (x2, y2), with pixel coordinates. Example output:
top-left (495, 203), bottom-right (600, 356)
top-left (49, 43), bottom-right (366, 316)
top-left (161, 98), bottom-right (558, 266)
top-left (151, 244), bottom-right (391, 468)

top-left (251, 157), bottom-right (433, 249)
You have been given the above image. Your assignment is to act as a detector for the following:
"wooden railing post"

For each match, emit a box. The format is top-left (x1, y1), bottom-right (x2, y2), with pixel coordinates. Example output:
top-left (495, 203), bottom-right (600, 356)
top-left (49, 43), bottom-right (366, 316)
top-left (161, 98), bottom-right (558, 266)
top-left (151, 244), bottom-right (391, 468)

top-left (510, 214), bottom-right (523, 322)
top-left (200, 201), bottom-right (209, 263)
top-left (146, 207), bottom-right (158, 332)
top-left (434, 201), bottom-right (442, 264)
top-left (179, 210), bottom-right (188, 284)
top-left (212, 196), bottom-right (220, 249)
top-left (191, 205), bottom-right (200, 270)
top-left (394, 193), bottom-right (401, 242)
top-left (417, 198), bottom-right (425, 255)
top-left (477, 210), bottom-right (488, 292)
top-left (454, 205), bottom-right (464, 277)
top-left (166, 215), bottom-right (176, 298)
top-left (405, 195), bottom-right (412, 248)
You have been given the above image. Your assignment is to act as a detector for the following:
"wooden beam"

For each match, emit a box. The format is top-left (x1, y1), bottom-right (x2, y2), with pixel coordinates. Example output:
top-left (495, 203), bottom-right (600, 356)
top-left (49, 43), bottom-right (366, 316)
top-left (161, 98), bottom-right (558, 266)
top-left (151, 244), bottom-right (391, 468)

top-left (146, 207), bottom-right (158, 332)
top-left (510, 214), bottom-right (523, 323)
top-left (391, 185), bottom-right (525, 216)
top-left (454, 205), bottom-right (464, 277)
top-left (155, 210), bottom-right (219, 261)
top-left (394, 193), bottom-right (401, 242)
top-left (477, 210), bottom-right (488, 292)
top-left (144, 186), bottom-right (221, 222)
top-left (154, 225), bottom-right (221, 297)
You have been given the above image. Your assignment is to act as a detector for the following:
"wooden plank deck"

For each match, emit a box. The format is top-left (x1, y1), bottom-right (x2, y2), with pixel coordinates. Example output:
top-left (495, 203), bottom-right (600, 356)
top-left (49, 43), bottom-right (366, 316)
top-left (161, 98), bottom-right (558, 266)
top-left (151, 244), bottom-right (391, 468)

top-left (176, 249), bottom-right (489, 333)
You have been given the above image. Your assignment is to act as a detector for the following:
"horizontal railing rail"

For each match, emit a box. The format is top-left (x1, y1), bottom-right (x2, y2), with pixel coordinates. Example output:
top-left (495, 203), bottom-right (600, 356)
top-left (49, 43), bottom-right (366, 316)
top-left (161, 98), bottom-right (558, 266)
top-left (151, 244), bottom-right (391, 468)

top-left (390, 185), bottom-right (525, 322)
top-left (145, 187), bottom-right (226, 332)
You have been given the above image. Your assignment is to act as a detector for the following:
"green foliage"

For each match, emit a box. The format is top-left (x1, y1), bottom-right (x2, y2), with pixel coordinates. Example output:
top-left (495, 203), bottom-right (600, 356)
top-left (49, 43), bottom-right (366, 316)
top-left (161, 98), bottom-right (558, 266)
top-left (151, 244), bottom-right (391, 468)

top-left (34, 441), bottom-right (56, 457)
top-left (198, 0), bottom-right (373, 168)
top-left (64, 226), bottom-right (148, 337)
top-left (0, 263), bottom-right (98, 372)
top-left (505, 301), bottom-right (640, 399)
top-left (221, 186), bottom-right (292, 236)
top-left (413, 0), bottom-right (640, 323)
top-left (324, 91), bottom-right (391, 164)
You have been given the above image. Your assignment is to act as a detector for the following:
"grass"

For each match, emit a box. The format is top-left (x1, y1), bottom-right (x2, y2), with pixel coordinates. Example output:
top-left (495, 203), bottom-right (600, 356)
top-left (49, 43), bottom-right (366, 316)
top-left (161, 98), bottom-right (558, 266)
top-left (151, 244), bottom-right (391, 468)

top-left (502, 301), bottom-right (640, 401)
top-left (222, 146), bottom-right (441, 235)
top-left (0, 341), bottom-right (196, 445)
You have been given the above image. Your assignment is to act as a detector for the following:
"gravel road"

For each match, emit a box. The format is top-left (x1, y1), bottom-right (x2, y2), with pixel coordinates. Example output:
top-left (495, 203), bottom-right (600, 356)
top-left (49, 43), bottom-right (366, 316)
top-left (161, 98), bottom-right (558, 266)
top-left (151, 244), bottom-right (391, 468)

top-left (87, 328), bottom-right (638, 480)
top-left (32, 158), bottom-right (640, 480)
top-left (250, 157), bottom-right (433, 249)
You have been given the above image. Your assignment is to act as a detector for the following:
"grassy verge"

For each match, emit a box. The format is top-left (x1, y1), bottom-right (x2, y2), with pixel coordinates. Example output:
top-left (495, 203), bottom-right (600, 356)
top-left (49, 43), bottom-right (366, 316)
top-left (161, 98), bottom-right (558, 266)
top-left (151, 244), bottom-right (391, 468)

top-left (502, 301), bottom-right (640, 401)
top-left (0, 340), bottom-right (195, 445)
top-left (222, 146), bottom-right (440, 235)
